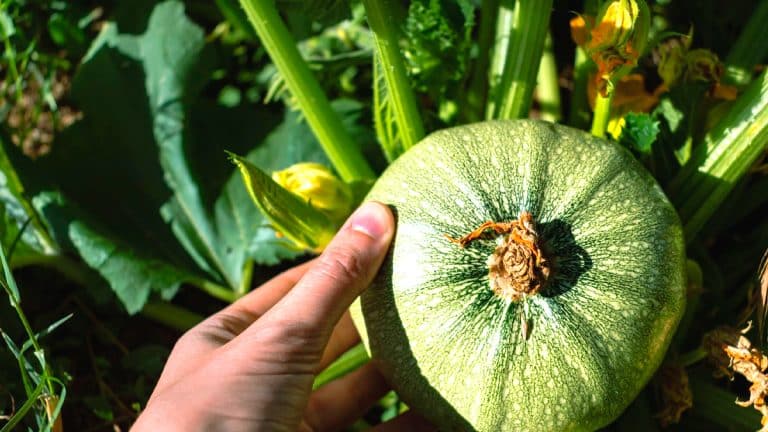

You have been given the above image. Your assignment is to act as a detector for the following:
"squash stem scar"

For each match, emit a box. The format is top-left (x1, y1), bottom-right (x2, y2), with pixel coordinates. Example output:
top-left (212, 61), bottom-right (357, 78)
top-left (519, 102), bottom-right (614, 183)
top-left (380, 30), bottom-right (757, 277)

top-left (447, 211), bottom-right (551, 302)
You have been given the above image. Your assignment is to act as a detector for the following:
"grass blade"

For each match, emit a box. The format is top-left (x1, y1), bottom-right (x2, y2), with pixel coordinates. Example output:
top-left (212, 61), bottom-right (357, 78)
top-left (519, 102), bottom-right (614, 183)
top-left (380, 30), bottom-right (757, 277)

top-left (0, 380), bottom-right (45, 432)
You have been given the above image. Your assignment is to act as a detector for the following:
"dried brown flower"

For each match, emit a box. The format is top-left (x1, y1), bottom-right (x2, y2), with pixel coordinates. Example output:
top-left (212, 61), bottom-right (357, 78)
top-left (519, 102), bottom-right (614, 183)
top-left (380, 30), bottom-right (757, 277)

top-left (704, 323), bottom-right (768, 431)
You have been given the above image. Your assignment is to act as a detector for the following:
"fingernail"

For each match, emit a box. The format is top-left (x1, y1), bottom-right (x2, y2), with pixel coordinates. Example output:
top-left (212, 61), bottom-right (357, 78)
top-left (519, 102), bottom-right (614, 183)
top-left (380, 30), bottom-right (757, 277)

top-left (347, 201), bottom-right (392, 240)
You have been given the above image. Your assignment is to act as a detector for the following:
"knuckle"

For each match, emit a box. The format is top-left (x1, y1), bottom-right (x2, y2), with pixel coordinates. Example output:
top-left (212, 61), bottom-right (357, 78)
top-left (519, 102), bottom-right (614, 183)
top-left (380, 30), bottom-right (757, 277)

top-left (317, 246), bottom-right (366, 284)
top-left (172, 329), bottom-right (198, 351)
top-left (255, 317), bottom-right (326, 361)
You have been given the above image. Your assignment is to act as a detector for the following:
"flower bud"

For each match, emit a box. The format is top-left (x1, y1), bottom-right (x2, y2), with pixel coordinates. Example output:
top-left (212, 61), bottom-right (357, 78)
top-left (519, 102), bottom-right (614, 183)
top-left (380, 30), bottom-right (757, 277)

top-left (685, 48), bottom-right (723, 83)
top-left (656, 38), bottom-right (688, 87)
top-left (588, 0), bottom-right (650, 94)
top-left (272, 162), bottom-right (354, 227)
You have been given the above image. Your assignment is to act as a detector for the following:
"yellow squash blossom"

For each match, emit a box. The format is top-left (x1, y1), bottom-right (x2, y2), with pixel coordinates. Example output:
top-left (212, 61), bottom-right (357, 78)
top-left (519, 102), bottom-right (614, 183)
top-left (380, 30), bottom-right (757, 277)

top-left (272, 162), bottom-right (354, 228)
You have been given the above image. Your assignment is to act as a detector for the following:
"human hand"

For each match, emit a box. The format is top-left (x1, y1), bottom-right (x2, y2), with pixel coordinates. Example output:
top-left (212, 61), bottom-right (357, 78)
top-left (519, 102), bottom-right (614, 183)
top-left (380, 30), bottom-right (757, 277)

top-left (132, 202), bottom-right (434, 432)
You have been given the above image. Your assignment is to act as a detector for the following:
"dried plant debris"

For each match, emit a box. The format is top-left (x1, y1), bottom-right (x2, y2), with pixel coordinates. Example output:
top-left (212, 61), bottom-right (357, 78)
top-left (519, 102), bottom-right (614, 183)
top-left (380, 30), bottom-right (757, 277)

top-left (655, 364), bottom-right (693, 427)
top-left (704, 323), bottom-right (768, 431)
top-left (1, 73), bottom-right (80, 157)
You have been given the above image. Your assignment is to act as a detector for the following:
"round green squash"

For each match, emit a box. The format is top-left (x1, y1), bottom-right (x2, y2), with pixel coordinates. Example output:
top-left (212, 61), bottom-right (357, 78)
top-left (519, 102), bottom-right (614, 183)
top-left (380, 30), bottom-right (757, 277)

top-left (350, 120), bottom-right (686, 431)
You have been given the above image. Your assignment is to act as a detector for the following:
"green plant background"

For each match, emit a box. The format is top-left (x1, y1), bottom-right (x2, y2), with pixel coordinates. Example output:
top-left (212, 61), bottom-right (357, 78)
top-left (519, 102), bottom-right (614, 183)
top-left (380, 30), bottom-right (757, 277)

top-left (1, 0), bottom-right (767, 430)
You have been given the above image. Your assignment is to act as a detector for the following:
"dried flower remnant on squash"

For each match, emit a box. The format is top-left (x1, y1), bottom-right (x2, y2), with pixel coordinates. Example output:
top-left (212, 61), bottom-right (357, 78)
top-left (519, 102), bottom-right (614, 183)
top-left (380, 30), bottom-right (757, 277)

top-left (704, 323), bottom-right (768, 431)
top-left (655, 364), bottom-right (693, 427)
top-left (447, 212), bottom-right (551, 301)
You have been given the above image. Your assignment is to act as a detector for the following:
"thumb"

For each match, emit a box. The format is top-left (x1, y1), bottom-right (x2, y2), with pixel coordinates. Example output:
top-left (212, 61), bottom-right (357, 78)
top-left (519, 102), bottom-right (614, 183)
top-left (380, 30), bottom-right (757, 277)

top-left (236, 201), bottom-right (394, 351)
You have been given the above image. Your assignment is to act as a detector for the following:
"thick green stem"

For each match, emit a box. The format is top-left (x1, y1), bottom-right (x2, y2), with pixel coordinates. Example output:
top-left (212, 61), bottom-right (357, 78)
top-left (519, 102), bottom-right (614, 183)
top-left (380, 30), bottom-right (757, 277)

top-left (11, 253), bottom-right (107, 293)
top-left (362, 0), bottom-right (424, 153)
top-left (485, 0), bottom-right (515, 119)
top-left (313, 343), bottom-right (369, 390)
top-left (490, 0), bottom-right (553, 120)
top-left (536, 31), bottom-right (561, 123)
top-left (464, 0), bottom-right (500, 123)
top-left (724, 1), bottom-right (768, 87)
top-left (590, 90), bottom-right (613, 138)
top-left (238, 0), bottom-right (374, 182)
top-left (567, 0), bottom-right (598, 128)
top-left (689, 376), bottom-right (762, 429)
top-left (141, 301), bottom-right (204, 331)
top-left (188, 276), bottom-right (239, 303)
top-left (237, 260), bottom-right (254, 295)
top-left (668, 70), bottom-right (768, 242)
top-left (568, 46), bottom-right (593, 128)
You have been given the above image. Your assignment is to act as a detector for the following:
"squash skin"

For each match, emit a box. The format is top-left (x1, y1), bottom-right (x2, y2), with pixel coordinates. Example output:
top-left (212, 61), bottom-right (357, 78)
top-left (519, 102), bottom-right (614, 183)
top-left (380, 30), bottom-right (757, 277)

top-left (350, 120), bottom-right (686, 431)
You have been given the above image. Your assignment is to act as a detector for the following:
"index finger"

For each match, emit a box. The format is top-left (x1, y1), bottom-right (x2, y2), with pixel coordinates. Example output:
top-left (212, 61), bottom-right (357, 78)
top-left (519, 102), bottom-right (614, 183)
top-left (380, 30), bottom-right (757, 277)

top-left (266, 201), bottom-right (394, 334)
top-left (235, 202), bottom-right (394, 352)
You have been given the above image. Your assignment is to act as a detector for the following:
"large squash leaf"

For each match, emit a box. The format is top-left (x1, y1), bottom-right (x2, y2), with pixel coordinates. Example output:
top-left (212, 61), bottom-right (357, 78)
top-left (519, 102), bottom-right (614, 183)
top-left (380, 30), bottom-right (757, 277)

top-left (0, 1), bottom-right (370, 312)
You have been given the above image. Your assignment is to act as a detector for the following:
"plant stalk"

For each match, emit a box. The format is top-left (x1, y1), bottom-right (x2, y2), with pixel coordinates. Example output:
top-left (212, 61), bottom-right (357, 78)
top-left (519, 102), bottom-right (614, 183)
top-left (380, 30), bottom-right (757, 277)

top-left (238, 0), bottom-right (375, 182)
top-left (188, 276), bottom-right (239, 303)
top-left (568, 46), bottom-right (593, 128)
top-left (141, 301), bottom-right (204, 331)
top-left (313, 342), bottom-right (369, 390)
top-left (485, 0), bottom-right (515, 119)
top-left (536, 31), bottom-right (561, 123)
top-left (489, 0), bottom-right (554, 120)
top-left (668, 70), bottom-right (768, 242)
top-left (724, 0), bottom-right (768, 87)
top-left (689, 376), bottom-right (762, 429)
top-left (567, 0), bottom-right (598, 128)
top-left (464, 0), bottom-right (500, 123)
top-left (590, 90), bottom-right (613, 138)
top-left (362, 0), bottom-right (424, 153)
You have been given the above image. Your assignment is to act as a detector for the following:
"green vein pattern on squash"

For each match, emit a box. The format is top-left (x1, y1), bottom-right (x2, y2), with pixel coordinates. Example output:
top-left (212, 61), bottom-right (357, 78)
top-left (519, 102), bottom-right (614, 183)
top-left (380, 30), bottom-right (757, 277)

top-left (350, 120), bottom-right (686, 431)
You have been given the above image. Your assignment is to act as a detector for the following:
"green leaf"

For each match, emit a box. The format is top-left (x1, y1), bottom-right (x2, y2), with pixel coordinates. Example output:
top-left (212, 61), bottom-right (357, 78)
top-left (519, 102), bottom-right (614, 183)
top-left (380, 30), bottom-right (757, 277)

top-left (33, 192), bottom-right (194, 314)
top-left (230, 154), bottom-right (336, 253)
top-left (10, 2), bottom-right (215, 312)
top-left (0, 10), bottom-right (15, 39)
top-left (0, 129), bottom-right (57, 263)
top-left (618, 113), bottom-right (660, 155)
top-left (47, 13), bottom-right (86, 52)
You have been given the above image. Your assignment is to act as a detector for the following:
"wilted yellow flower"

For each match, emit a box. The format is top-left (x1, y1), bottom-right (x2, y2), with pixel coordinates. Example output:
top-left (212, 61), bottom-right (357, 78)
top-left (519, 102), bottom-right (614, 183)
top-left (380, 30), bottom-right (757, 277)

top-left (655, 364), bottom-right (693, 427)
top-left (272, 162), bottom-right (354, 227)
top-left (703, 323), bottom-right (768, 431)
top-left (685, 48), bottom-right (724, 83)
top-left (587, 0), bottom-right (650, 95)
top-left (657, 37), bottom-right (690, 87)
top-left (569, 15), bottom-right (592, 47)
